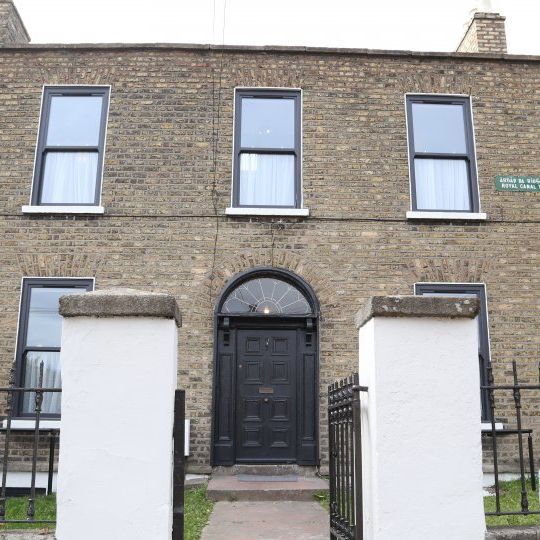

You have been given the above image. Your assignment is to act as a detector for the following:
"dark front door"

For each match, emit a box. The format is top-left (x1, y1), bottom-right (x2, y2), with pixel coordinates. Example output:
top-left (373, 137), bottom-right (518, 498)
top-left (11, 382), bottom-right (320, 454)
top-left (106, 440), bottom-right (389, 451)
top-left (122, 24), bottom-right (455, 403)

top-left (235, 329), bottom-right (297, 462)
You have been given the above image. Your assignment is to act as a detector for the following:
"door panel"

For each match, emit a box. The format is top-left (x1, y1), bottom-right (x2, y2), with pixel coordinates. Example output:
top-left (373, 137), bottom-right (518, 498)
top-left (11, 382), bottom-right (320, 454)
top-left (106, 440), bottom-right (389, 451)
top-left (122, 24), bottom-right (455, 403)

top-left (236, 329), bottom-right (297, 462)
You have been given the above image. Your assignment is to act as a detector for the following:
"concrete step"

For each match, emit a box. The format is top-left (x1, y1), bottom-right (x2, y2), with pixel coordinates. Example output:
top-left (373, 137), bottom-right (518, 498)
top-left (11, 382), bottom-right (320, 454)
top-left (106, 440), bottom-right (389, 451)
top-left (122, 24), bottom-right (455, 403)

top-left (207, 474), bottom-right (328, 502)
top-left (212, 464), bottom-right (319, 477)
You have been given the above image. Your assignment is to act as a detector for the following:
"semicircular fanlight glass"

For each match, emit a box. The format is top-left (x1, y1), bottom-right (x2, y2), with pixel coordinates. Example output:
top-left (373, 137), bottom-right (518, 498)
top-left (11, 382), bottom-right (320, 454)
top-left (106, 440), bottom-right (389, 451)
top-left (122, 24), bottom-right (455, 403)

top-left (221, 277), bottom-right (312, 315)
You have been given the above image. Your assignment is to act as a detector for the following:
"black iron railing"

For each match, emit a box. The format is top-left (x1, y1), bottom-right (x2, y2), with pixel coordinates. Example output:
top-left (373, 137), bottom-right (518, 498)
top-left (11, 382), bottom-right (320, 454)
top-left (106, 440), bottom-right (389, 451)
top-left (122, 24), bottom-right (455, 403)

top-left (172, 389), bottom-right (185, 540)
top-left (328, 373), bottom-right (368, 540)
top-left (0, 362), bottom-right (59, 525)
top-left (482, 361), bottom-right (539, 518)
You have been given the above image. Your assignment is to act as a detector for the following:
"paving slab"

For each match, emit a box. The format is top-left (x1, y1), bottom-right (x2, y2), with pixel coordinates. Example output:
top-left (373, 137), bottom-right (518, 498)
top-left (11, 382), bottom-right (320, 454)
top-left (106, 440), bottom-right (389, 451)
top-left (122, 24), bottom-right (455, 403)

top-left (201, 501), bottom-right (328, 540)
top-left (207, 475), bottom-right (328, 501)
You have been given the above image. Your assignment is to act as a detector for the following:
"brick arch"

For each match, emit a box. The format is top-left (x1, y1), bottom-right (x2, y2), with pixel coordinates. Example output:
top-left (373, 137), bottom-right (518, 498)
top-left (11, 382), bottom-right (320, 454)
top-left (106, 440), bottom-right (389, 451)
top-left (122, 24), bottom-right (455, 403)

top-left (408, 257), bottom-right (493, 284)
top-left (196, 249), bottom-right (337, 317)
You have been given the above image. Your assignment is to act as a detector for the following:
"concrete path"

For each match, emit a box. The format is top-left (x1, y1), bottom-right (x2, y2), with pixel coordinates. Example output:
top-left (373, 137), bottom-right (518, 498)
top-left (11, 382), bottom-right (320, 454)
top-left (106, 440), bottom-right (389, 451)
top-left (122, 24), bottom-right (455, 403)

top-left (201, 500), bottom-right (328, 540)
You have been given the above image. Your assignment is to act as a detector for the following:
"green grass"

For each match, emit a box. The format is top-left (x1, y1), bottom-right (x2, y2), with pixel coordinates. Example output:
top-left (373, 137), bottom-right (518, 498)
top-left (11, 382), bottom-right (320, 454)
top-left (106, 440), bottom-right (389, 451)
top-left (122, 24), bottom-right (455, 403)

top-left (0, 485), bottom-right (213, 539)
top-left (314, 490), bottom-right (329, 511)
top-left (0, 494), bottom-right (56, 530)
top-left (185, 485), bottom-right (214, 540)
top-left (485, 478), bottom-right (540, 527)
top-left (316, 479), bottom-right (540, 529)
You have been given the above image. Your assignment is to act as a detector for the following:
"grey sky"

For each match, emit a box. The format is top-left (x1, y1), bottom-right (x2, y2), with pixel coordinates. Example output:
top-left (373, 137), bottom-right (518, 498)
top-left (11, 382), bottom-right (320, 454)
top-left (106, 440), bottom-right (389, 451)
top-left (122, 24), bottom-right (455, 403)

top-left (14, 0), bottom-right (540, 54)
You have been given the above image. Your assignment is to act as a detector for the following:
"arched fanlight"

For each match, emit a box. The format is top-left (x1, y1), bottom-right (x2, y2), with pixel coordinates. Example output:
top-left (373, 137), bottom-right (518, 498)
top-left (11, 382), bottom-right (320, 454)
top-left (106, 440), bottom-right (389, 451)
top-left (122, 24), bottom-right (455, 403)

top-left (221, 276), bottom-right (312, 315)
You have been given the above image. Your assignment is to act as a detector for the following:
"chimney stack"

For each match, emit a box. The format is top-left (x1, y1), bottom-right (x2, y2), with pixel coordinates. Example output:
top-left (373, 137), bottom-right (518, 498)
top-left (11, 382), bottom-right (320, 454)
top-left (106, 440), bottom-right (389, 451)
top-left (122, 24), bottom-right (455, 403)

top-left (457, 1), bottom-right (507, 54)
top-left (0, 0), bottom-right (30, 45)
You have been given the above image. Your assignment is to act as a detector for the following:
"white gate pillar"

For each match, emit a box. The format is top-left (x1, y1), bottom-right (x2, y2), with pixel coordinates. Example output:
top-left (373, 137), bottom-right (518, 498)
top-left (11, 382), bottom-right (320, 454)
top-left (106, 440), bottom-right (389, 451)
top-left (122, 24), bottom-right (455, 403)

top-left (56, 288), bottom-right (181, 540)
top-left (356, 295), bottom-right (485, 540)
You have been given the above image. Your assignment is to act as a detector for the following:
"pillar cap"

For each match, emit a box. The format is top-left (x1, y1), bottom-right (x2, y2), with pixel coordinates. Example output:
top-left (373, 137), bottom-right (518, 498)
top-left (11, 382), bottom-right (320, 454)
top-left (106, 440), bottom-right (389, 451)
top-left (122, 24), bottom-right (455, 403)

top-left (59, 288), bottom-right (182, 327)
top-left (356, 295), bottom-right (479, 329)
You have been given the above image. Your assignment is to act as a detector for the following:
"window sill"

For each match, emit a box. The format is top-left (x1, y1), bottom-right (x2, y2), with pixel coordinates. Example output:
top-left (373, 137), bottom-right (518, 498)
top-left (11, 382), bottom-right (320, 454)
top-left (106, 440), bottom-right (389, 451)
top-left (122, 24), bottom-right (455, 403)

top-left (481, 422), bottom-right (505, 431)
top-left (225, 207), bottom-right (310, 217)
top-left (0, 419), bottom-right (60, 430)
top-left (406, 211), bottom-right (487, 221)
top-left (22, 205), bottom-right (105, 215)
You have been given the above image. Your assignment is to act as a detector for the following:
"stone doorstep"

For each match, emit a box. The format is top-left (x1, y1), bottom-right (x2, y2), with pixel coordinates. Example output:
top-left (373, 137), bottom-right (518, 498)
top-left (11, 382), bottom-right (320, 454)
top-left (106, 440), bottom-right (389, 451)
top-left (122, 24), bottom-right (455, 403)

top-left (486, 528), bottom-right (540, 540)
top-left (207, 475), bottom-right (328, 502)
top-left (212, 464), bottom-right (319, 477)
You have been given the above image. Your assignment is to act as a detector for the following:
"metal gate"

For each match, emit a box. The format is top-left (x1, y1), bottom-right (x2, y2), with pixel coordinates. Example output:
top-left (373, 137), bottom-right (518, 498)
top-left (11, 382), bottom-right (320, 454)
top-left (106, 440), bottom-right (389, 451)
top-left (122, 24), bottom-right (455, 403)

top-left (328, 373), bottom-right (367, 540)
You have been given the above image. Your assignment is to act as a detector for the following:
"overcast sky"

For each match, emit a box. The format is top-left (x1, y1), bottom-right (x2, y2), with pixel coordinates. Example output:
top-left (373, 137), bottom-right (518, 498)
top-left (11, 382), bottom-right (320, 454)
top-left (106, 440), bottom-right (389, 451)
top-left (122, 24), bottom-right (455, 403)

top-left (14, 0), bottom-right (540, 54)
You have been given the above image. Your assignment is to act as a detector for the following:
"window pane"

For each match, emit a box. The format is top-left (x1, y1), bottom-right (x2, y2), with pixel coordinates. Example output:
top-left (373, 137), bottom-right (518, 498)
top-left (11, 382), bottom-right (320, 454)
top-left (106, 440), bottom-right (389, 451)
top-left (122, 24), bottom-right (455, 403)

top-left (411, 103), bottom-right (467, 154)
top-left (22, 351), bottom-right (61, 414)
top-left (241, 98), bottom-right (295, 149)
top-left (222, 277), bottom-right (312, 315)
top-left (414, 158), bottom-right (471, 211)
top-left (46, 95), bottom-right (103, 147)
top-left (26, 287), bottom-right (85, 347)
top-left (40, 152), bottom-right (98, 204)
top-left (239, 153), bottom-right (295, 206)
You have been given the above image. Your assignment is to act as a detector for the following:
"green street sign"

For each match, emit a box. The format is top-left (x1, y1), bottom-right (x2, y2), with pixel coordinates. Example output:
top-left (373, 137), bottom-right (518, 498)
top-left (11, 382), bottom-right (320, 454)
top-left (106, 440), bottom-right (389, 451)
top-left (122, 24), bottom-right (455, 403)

top-left (495, 176), bottom-right (540, 192)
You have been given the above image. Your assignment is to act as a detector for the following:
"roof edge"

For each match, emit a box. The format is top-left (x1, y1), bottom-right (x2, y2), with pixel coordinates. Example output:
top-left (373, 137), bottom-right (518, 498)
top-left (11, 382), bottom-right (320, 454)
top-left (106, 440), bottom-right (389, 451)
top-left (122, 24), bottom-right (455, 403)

top-left (0, 42), bottom-right (538, 62)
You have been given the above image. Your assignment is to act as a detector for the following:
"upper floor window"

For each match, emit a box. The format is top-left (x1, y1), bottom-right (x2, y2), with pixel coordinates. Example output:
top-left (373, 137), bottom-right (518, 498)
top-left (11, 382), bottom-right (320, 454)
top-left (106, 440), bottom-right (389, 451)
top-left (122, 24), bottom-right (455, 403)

top-left (31, 86), bottom-right (110, 206)
top-left (406, 95), bottom-right (479, 213)
top-left (233, 89), bottom-right (301, 208)
top-left (15, 278), bottom-right (94, 417)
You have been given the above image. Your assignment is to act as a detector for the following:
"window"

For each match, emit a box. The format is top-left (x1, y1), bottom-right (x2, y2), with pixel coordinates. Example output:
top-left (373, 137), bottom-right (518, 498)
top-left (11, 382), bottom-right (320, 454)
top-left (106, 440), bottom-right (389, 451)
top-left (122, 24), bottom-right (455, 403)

top-left (415, 283), bottom-right (490, 420)
top-left (14, 278), bottom-right (93, 416)
top-left (232, 89), bottom-right (301, 208)
top-left (31, 86), bottom-right (110, 206)
top-left (221, 276), bottom-right (312, 315)
top-left (406, 95), bottom-right (479, 213)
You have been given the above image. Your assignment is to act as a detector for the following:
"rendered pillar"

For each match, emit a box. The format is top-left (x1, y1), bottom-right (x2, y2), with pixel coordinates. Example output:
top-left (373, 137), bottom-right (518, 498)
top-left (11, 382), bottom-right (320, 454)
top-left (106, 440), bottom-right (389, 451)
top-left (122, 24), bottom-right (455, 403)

top-left (56, 288), bottom-right (181, 540)
top-left (356, 295), bottom-right (485, 540)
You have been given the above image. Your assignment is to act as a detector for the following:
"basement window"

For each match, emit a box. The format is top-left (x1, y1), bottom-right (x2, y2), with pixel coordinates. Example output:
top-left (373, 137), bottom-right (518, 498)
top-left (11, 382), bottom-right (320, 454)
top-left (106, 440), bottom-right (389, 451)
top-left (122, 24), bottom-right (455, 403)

top-left (405, 95), bottom-right (482, 217)
top-left (14, 278), bottom-right (94, 417)
top-left (230, 89), bottom-right (303, 212)
top-left (28, 86), bottom-right (110, 208)
top-left (415, 283), bottom-right (491, 421)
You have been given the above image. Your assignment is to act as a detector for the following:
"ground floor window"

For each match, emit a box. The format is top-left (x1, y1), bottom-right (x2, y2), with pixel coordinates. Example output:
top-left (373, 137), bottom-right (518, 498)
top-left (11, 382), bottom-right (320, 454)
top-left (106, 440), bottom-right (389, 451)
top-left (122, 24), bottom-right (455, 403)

top-left (415, 283), bottom-right (490, 420)
top-left (14, 278), bottom-right (94, 417)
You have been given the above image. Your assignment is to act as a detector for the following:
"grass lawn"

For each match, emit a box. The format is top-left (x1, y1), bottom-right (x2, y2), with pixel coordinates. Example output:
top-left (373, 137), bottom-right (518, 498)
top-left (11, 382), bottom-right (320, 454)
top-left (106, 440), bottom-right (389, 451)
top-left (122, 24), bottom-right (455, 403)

top-left (485, 478), bottom-right (540, 527)
top-left (0, 494), bottom-right (56, 530)
top-left (316, 480), bottom-right (540, 529)
top-left (0, 485), bottom-right (214, 539)
top-left (185, 485), bottom-right (214, 540)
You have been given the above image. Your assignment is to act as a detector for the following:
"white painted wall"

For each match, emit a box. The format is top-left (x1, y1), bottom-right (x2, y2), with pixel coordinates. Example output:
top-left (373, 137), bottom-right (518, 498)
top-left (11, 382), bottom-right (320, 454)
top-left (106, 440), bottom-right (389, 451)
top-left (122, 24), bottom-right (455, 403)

top-left (359, 316), bottom-right (485, 540)
top-left (56, 316), bottom-right (178, 540)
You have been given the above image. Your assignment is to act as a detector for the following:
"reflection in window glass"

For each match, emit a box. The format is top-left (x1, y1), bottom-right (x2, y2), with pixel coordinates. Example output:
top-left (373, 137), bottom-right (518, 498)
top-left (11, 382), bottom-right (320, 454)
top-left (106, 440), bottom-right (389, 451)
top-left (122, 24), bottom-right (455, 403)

top-left (241, 98), bottom-right (295, 149)
top-left (46, 96), bottom-right (103, 147)
top-left (411, 103), bottom-right (466, 154)
top-left (26, 287), bottom-right (85, 347)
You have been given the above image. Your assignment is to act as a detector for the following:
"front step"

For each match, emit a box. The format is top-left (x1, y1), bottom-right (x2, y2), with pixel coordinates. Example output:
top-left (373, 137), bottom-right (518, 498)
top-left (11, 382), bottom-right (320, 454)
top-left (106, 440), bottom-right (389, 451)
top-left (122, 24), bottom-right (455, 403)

top-left (207, 474), bottom-right (328, 502)
top-left (212, 464), bottom-right (319, 477)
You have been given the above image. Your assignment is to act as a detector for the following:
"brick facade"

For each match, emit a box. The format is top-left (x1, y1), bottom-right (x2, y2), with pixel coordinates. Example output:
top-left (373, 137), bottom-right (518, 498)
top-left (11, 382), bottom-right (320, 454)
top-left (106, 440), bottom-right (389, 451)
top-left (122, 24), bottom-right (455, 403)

top-left (0, 43), bottom-right (538, 472)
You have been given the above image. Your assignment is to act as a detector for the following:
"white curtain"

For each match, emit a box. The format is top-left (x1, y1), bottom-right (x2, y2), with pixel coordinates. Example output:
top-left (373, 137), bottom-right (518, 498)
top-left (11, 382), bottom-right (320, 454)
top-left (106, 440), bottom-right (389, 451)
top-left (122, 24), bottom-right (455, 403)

top-left (41, 152), bottom-right (98, 204)
top-left (414, 159), bottom-right (471, 211)
top-left (239, 154), bottom-right (295, 206)
top-left (22, 352), bottom-right (61, 415)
